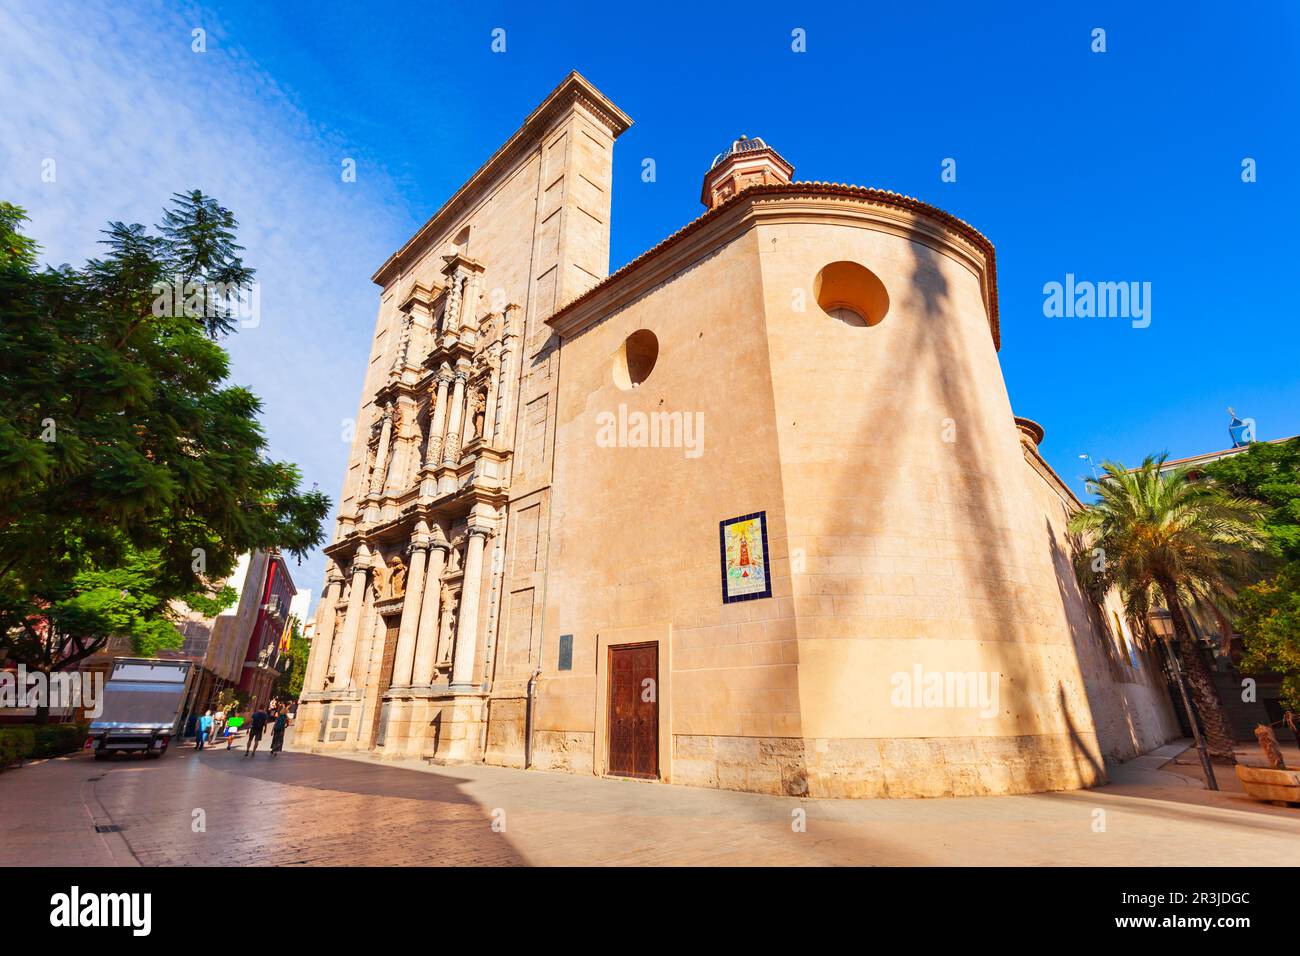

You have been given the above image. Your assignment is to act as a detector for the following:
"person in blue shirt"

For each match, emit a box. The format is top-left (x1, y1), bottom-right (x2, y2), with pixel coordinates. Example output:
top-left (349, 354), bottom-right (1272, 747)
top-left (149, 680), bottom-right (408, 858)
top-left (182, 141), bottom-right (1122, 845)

top-left (196, 710), bottom-right (213, 751)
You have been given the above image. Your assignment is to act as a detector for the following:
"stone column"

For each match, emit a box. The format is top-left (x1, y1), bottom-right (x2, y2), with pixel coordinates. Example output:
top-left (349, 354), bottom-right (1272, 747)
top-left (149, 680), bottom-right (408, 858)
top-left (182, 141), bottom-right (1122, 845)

top-left (329, 546), bottom-right (371, 690)
top-left (411, 534), bottom-right (449, 685)
top-left (444, 275), bottom-right (463, 334)
top-left (442, 370), bottom-right (468, 466)
top-left (425, 370), bottom-right (451, 468)
top-left (482, 348), bottom-right (500, 446)
top-left (450, 526), bottom-right (491, 691)
top-left (389, 312), bottom-right (412, 380)
top-left (496, 305), bottom-right (522, 459)
top-left (305, 565), bottom-right (343, 692)
top-left (389, 525), bottom-right (429, 688)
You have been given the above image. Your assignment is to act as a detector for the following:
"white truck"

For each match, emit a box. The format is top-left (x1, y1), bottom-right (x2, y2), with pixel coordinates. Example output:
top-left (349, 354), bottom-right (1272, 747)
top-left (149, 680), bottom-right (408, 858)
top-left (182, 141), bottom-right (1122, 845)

top-left (89, 658), bottom-right (196, 760)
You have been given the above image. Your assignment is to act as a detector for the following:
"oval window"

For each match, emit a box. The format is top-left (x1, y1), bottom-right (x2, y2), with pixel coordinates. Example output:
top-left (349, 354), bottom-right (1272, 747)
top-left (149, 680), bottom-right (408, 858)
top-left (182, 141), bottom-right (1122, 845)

top-left (613, 329), bottom-right (658, 390)
top-left (814, 261), bottom-right (889, 327)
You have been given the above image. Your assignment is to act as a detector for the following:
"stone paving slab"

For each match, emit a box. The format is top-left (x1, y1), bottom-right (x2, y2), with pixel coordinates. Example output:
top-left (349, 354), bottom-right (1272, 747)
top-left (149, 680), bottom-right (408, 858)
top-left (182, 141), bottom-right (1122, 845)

top-left (3, 732), bottom-right (1299, 867)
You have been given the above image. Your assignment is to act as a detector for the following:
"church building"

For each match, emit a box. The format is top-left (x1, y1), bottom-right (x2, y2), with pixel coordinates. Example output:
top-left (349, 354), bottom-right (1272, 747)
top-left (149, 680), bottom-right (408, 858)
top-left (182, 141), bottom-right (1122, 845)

top-left (297, 72), bottom-right (1180, 797)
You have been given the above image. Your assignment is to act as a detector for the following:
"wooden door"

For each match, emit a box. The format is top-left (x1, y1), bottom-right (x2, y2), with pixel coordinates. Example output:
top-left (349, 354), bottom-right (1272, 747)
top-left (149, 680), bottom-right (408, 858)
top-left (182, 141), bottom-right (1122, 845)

top-left (370, 618), bottom-right (400, 746)
top-left (608, 642), bottom-right (658, 779)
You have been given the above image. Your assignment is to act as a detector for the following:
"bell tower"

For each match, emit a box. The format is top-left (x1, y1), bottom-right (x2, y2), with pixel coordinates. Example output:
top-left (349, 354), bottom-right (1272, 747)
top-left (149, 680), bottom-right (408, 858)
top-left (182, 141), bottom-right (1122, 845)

top-left (700, 134), bottom-right (794, 210)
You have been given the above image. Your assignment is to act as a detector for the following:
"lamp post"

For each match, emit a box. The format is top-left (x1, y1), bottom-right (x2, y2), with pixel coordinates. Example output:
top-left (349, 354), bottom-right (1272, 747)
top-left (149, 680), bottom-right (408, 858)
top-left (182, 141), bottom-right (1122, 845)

top-left (1150, 609), bottom-right (1218, 791)
top-left (1078, 452), bottom-right (1100, 482)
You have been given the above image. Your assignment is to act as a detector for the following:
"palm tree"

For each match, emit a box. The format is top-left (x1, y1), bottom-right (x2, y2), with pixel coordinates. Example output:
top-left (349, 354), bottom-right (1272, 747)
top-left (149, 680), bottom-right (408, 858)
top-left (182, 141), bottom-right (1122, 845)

top-left (1068, 455), bottom-right (1267, 762)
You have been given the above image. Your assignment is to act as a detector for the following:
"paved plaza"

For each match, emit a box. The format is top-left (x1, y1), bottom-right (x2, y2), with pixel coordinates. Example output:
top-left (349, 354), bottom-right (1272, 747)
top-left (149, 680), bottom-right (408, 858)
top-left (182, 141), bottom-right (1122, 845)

top-left (3, 730), bottom-right (1298, 867)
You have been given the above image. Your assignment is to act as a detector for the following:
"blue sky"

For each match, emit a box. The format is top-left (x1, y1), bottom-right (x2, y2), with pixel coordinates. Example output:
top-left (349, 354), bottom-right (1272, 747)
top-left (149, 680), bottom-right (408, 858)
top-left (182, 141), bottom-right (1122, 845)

top-left (2, 0), bottom-right (1297, 611)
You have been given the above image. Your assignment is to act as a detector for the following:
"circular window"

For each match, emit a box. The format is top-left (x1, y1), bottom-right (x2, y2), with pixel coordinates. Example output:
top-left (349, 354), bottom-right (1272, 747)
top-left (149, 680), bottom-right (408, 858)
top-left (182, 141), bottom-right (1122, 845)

top-left (613, 329), bottom-right (658, 390)
top-left (814, 261), bottom-right (889, 327)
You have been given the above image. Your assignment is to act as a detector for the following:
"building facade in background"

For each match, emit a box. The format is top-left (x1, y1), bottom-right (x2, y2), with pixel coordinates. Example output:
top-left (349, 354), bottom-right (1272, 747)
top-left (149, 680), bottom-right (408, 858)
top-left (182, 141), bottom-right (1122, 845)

top-left (184, 550), bottom-right (297, 715)
top-left (298, 73), bottom-right (1180, 797)
top-left (231, 551), bottom-right (296, 708)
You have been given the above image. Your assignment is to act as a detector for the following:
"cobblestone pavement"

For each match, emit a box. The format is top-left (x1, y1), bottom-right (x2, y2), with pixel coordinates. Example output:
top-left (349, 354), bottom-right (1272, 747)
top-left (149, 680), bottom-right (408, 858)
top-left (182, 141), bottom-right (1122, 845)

top-left (4, 732), bottom-right (1300, 866)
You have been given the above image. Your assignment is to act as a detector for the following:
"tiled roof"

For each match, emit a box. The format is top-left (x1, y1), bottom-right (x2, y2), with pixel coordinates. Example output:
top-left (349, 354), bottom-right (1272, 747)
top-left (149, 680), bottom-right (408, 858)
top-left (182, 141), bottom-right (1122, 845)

top-left (546, 181), bottom-right (1001, 347)
top-left (711, 135), bottom-right (771, 168)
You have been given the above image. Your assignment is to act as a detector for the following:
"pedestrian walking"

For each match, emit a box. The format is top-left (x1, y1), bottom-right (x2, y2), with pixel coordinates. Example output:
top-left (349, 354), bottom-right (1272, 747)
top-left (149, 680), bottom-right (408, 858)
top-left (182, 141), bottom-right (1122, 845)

top-left (270, 707), bottom-right (289, 756)
top-left (196, 709), bottom-right (213, 751)
top-left (245, 707), bottom-right (268, 757)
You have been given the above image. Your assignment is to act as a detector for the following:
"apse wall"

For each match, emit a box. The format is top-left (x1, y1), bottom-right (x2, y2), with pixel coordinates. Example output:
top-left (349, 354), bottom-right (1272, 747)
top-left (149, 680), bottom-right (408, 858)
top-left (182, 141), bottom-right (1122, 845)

top-left (754, 203), bottom-right (1109, 796)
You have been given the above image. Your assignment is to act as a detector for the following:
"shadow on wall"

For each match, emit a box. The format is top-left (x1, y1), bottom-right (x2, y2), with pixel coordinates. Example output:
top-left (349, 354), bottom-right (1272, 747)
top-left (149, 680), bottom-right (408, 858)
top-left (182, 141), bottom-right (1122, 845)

top-left (803, 232), bottom-right (1107, 787)
top-left (430, 710), bottom-right (443, 754)
top-left (1046, 516), bottom-right (1178, 762)
top-left (1058, 681), bottom-right (1105, 786)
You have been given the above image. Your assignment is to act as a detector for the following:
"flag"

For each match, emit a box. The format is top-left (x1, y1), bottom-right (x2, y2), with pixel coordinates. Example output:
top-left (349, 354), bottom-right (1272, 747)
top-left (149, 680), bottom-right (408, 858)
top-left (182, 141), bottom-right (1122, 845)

top-left (278, 616), bottom-right (293, 652)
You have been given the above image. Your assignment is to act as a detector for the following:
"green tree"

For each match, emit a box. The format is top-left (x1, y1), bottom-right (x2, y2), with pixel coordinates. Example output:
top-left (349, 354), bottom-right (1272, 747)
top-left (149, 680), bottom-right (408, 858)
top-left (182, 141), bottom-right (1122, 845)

top-left (0, 196), bottom-right (329, 685)
top-left (1233, 564), bottom-right (1300, 709)
top-left (1069, 456), bottom-right (1267, 761)
top-left (1203, 438), bottom-right (1300, 708)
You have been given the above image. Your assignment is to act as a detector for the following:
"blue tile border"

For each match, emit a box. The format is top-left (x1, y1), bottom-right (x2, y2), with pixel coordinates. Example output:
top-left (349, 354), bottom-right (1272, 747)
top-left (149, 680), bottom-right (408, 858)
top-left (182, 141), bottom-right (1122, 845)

top-left (719, 510), bottom-right (773, 604)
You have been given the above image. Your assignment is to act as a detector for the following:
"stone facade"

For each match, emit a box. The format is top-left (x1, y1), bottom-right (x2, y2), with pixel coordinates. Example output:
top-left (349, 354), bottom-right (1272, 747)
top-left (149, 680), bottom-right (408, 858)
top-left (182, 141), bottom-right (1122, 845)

top-left (299, 72), bottom-right (1181, 797)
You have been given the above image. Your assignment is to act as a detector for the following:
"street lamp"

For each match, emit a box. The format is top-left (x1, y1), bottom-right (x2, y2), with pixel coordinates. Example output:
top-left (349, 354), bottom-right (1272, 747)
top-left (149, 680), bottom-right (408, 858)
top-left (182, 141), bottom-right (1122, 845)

top-left (1150, 609), bottom-right (1219, 791)
top-left (1078, 452), bottom-right (1100, 481)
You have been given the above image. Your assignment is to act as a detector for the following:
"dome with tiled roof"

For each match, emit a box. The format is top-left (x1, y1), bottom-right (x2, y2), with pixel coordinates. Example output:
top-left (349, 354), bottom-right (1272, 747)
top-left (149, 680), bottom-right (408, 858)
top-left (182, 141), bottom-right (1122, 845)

top-left (701, 134), bottom-right (795, 210)
top-left (711, 135), bottom-right (771, 169)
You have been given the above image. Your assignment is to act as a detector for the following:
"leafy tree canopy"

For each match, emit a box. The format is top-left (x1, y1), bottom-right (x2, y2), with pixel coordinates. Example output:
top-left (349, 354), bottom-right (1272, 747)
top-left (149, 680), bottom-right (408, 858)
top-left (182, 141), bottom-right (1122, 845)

top-left (1202, 438), bottom-right (1300, 561)
top-left (0, 195), bottom-right (329, 672)
top-left (1204, 438), bottom-right (1300, 708)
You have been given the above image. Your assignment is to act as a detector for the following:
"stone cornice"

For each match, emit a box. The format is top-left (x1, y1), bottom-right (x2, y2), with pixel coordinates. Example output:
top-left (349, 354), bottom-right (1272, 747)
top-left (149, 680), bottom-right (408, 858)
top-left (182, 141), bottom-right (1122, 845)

top-left (1022, 439), bottom-right (1082, 511)
top-left (545, 182), bottom-right (1000, 348)
top-left (371, 71), bottom-right (633, 288)
top-left (1014, 416), bottom-right (1045, 448)
top-left (323, 481), bottom-right (510, 561)
top-left (399, 280), bottom-right (441, 314)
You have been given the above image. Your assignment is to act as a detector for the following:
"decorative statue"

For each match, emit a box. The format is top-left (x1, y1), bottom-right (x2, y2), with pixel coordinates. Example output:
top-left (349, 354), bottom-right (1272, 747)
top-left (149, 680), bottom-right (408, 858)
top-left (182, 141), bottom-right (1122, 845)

top-left (1255, 724), bottom-right (1286, 770)
top-left (370, 561), bottom-right (388, 600)
top-left (471, 390), bottom-right (486, 439)
top-left (437, 587), bottom-right (459, 663)
top-left (446, 535), bottom-right (465, 574)
top-left (388, 555), bottom-right (407, 598)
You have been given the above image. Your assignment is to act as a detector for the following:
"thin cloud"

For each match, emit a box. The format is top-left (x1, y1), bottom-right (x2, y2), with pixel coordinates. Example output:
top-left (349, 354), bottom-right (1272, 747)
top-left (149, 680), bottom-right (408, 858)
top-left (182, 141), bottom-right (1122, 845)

top-left (0, 0), bottom-right (412, 612)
